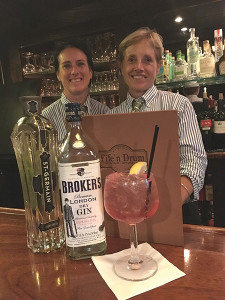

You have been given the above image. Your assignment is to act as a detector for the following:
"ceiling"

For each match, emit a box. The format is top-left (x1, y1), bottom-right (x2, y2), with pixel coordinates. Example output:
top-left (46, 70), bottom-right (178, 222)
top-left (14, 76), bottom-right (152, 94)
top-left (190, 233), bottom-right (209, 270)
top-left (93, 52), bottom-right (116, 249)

top-left (1, 0), bottom-right (225, 55)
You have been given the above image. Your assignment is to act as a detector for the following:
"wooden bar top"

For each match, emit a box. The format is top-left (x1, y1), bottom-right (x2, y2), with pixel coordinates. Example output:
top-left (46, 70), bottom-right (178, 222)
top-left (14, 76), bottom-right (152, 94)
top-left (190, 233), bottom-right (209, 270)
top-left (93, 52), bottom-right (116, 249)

top-left (1, 207), bottom-right (225, 299)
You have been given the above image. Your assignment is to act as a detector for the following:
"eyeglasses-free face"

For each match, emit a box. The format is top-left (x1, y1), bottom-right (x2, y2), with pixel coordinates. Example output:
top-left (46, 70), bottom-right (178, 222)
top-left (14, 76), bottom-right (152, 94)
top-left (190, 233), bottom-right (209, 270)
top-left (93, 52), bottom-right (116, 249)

top-left (57, 47), bottom-right (93, 102)
top-left (120, 39), bottom-right (161, 99)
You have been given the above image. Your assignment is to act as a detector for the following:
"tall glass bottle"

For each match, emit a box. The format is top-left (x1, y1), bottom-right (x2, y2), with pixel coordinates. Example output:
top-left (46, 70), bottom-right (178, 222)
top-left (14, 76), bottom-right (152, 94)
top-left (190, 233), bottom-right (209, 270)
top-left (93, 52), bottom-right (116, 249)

top-left (216, 39), bottom-right (225, 75)
top-left (214, 29), bottom-right (223, 63)
top-left (58, 103), bottom-right (107, 260)
top-left (11, 96), bottom-right (65, 253)
top-left (197, 88), bottom-right (213, 151)
top-left (199, 40), bottom-right (216, 78)
top-left (174, 50), bottom-right (186, 81)
top-left (155, 52), bottom-right (169, 84)
top-left (187, 28), bottom-right (200, 79)
top-left (213, 92), bottom-right (225, 150)
top-left (165, 50), bottom-right (171, 81)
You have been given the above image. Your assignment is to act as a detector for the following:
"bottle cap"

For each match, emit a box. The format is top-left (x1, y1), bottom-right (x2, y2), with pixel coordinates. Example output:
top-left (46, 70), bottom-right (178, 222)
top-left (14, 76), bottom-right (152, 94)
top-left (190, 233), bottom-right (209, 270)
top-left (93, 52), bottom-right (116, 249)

top-left (214, 29), bottom-right (223, 38)
top-left (219, 92), bottom-right (224, 99)
top-left (19, 96), bottom-right (42, 117)
top-left (65, 103), bottom-right (81, 122)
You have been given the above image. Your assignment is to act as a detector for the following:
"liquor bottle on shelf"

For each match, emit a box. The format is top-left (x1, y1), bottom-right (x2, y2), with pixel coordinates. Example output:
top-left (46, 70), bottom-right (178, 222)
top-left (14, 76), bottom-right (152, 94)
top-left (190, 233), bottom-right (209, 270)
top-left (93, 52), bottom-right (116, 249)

top-left (165, 50), bottom-right (172, 81)
top-left (212, 92), bottom-right (225, 150)
top-left (182, 54), bottom-right (188, 78)
top-left (174, 50), bottom-right (186, 81)
top-left (197, 87), bottom-right (213, 151)
top-left (155, 51), bottom-right (169, 84)
top-left (208, 95), bottom-right (216, 118)
top-left (58, 103), bottom-right (107, 260)
top-left (10, 96), bottom-right (65, 253)
top-left (171, 56), bottom-right (175, 80)
top-left (214, 29), bottom-right (223, 63)
top-left (199, 40), bottom-right (216, 78)
top-left (216, 39), bottom-right (225, 75)
top-left (169, 51), bottom-right (174, 81)
top-left (187, 28), bottom-right (200, 79)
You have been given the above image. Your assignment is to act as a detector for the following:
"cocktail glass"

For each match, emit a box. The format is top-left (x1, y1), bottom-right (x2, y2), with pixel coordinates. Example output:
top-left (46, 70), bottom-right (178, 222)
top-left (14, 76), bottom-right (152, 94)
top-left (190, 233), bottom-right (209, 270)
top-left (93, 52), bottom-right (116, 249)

top-left (104, 172), bottom-right (159, 281)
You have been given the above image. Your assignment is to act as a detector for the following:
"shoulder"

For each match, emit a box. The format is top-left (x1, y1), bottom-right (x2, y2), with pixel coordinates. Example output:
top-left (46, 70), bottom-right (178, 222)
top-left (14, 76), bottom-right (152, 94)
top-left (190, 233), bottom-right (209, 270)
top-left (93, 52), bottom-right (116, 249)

top-left (158, 90), bottom-right (192, 109)
top-left (110, 98), bottom-right (130, 114)
top-left (89, 97), bottom-right (110, 114)
top-left (42, 98), bottom-right (62, 116)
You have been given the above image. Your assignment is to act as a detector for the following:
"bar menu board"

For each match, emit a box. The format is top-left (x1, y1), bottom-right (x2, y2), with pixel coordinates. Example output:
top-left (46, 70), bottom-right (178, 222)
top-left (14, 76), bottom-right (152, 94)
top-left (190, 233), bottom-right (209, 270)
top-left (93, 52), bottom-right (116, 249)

top-left (82, 110), bottom-right (184, 246)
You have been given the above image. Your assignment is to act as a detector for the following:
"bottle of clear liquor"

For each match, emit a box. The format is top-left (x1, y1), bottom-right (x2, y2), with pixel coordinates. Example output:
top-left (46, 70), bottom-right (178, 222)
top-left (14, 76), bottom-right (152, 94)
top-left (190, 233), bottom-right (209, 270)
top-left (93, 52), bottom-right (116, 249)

top-left (10, 96), bottom-right (65, 253)
top-left (58, 103), bottom-right (107, 260)
top-left (199, 40), bottom-right (216, 78)
top-left (174, 50), bottom-right (186, 81)
top-left (187, 28), bottom-right (200, 79)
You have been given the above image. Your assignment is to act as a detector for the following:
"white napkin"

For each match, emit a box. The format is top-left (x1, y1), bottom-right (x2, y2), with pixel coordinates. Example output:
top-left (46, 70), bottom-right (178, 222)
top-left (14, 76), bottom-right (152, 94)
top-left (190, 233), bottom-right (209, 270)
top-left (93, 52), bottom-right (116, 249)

top-left (92, 243), bottom-right (185, 300)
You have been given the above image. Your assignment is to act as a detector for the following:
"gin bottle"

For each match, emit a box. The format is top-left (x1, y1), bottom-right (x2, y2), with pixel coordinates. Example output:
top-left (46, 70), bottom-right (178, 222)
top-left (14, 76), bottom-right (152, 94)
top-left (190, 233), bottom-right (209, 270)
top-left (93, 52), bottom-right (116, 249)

top-left (58, 103), bottom-right (106, 260)
top-left (187, 28), bottom-right (200, 78)
top-left (10, 96), bottom-right (65, 253)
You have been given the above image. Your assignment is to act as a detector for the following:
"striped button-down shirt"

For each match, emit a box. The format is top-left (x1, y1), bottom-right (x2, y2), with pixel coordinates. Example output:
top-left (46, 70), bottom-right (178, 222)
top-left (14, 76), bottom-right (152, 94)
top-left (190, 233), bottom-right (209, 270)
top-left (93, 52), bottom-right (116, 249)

top-left (42, 93), bottom-right (110, 143)
top-left (110, 85), bottom-right (207, 201)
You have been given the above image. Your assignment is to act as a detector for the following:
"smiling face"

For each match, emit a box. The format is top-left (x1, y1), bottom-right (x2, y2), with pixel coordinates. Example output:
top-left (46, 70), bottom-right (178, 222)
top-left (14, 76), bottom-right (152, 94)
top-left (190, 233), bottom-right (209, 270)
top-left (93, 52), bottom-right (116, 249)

top-left (120, 39), bottom-right (161, 99)
top-left (56, 47), bottom-right (93, 102)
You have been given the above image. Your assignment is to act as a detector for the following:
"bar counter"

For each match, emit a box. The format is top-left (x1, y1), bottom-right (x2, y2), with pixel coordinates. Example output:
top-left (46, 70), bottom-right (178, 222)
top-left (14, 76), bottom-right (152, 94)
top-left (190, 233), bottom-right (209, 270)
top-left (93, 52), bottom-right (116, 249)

top-left (1, 207), bottom-right (225, 299)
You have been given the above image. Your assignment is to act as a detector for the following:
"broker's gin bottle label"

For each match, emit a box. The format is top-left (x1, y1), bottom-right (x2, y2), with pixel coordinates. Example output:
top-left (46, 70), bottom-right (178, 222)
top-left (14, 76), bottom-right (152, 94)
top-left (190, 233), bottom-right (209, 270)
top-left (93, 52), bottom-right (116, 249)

top-left (59, 159), bottom-right (106, 247)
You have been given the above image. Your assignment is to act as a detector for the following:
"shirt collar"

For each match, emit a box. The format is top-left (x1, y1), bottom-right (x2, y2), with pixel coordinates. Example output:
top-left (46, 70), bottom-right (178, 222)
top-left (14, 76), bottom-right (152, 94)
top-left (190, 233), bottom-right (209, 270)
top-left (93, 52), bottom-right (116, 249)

top-left (127, 85), bottom-right (158, 109)
top-left (60, 93), bottom-right (90, 114)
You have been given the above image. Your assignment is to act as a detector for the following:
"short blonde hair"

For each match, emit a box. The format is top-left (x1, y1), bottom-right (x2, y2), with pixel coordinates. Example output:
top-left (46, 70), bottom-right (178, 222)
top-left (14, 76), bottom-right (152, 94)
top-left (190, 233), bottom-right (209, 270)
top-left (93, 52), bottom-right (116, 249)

top-left (118, 27), bottom-right (164, 64)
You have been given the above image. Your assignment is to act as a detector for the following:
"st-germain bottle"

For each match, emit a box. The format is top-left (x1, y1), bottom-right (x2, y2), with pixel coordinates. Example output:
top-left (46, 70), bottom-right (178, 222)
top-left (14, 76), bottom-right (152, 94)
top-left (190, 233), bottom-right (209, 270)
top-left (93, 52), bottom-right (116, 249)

top-left (58, 103), bottom-right (107, 260)
top-left (197, 88), bottom-right (213, 151)
top-left (213, 92), bottom-right (225, 150)
top-left (11, 96), bottom-right (65, 253)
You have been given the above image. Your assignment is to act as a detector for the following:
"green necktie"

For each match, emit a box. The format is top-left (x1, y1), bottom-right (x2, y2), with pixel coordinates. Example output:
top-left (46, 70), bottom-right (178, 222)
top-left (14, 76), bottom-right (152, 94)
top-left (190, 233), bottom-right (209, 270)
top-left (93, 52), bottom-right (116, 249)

top-left (132, 98), bottom-right (145, 112)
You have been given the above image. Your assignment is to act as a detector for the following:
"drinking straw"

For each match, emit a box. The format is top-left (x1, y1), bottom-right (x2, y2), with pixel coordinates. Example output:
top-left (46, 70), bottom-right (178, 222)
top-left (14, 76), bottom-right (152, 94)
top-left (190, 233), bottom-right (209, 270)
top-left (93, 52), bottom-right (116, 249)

top-left (147, 125), bottom-right (159, 180)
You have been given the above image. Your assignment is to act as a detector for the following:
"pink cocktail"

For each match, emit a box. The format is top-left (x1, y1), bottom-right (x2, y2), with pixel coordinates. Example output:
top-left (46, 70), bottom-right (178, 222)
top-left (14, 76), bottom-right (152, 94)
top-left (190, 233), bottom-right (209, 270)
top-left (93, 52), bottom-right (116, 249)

top-left (104, 171), bottom-right (159, 281)
top-left (104, 172), bottom-right (159, 224)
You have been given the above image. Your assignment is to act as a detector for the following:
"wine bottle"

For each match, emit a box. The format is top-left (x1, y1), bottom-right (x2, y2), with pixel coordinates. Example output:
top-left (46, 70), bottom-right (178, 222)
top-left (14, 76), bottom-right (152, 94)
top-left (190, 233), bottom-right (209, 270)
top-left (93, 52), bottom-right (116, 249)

top-left (198, 88), bottom-right (213, 151)
top-left (58, 103), bottom-right (107, 260)
top-left (11, 96), bottom-right (65, 253)
top-left (213, 93), bottom-right (225, 150)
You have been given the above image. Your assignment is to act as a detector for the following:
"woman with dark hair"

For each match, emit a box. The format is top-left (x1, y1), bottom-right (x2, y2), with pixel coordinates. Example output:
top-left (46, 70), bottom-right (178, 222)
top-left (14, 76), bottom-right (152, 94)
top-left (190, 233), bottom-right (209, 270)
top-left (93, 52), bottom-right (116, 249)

top-left (42, 41), bottom-right (110, 143)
